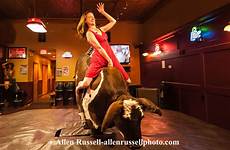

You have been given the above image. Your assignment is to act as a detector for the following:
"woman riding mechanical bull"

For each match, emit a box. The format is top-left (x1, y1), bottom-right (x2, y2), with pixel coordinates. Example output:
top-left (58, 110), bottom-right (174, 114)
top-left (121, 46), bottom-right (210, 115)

top-left (76, 2), bottom-right (131, 126)
top-left (74, 3), bottom-right (162, 149)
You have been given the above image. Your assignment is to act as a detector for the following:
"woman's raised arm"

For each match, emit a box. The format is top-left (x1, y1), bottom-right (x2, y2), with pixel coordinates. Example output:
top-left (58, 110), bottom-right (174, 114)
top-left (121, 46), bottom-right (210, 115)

top-left (97, 3), bottom-right (117, 32)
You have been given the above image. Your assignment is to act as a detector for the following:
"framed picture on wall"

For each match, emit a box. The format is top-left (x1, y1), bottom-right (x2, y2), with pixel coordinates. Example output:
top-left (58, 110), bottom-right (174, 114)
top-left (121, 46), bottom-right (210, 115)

top-left (8, 47), bottom-right (27, 59)
top-left (56, 68), bottom-right (62, 77)
top-left (19, 65), bottom-right (28, 75)
top-left (62, 66), bottom-right (69, 76)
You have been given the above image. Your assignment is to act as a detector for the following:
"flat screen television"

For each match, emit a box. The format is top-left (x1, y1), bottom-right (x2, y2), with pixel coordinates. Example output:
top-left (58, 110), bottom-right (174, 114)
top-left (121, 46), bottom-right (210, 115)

top-left (8, 47), bottom-right (27, 59)
top-left (110, 44), bottom-right (130, 64)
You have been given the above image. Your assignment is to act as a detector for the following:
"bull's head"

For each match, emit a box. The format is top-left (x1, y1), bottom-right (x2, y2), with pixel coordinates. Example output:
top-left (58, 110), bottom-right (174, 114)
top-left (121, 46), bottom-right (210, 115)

top-left (101, 95), bottom-right (162, 149)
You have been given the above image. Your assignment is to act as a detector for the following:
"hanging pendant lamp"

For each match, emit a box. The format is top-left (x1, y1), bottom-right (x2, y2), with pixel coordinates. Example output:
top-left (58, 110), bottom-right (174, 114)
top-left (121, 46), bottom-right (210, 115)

top-left (26, 0), bottom-right (47, 33)
top-left (26, 18), bottom-right (47, 33)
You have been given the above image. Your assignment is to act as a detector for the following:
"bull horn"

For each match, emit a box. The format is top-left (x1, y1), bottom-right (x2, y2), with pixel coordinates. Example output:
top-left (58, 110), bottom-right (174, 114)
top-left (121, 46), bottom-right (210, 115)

top-left (101, 100), bottom-right (123, 132)
top-left (137, 98), bottom-right (162, 116)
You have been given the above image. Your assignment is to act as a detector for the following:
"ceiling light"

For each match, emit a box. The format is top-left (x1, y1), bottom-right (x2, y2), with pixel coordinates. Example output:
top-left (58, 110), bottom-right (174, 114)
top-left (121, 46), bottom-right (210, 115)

top-left (26, 18), bottom-right (47, 33)
top-left (142, 52), bottom-right (149, 57)
top-left (62, 51), bottom-right (72, 58)
top-left (224, 22), bottom-right (230, 32)
top-left (47, 52), bottom-right (51, 55)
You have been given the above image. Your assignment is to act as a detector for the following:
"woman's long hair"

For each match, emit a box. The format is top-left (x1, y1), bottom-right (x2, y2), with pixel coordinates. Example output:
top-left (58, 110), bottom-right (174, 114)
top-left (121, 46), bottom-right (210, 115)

top-left (76, 11), bottom-right (92, 39)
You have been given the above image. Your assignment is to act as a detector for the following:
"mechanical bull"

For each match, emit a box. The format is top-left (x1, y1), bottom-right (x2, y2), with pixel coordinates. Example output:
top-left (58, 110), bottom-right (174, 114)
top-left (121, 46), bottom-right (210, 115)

top-left (75, 48), bottom-right (162, 148)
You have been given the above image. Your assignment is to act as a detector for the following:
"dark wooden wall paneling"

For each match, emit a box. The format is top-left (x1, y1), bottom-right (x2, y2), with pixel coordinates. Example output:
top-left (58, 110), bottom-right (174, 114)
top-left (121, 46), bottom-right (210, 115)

top-left (141, 61), bottom-right (162, 88)
top-left (204, 48), bottom-right (230, 128)
top-left (47, 79), bottom-right (50, 93)
top-left (52, 79), bottom-right (55, 91)
top-left (38, 80), bottom-right (42, 96)
top-left (141, 5), bottom-right (230, 129)
top-left (142, 43), bottom-right (230, 130)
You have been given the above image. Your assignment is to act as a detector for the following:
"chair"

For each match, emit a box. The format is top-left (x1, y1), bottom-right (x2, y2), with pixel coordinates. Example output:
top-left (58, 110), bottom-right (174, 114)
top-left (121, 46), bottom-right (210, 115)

top-left (63, 82), bottom-right (75, 105)
top-left (12, 93), bottom-right (23, 107)
top-left (55, 82), bottom-right (64, 105)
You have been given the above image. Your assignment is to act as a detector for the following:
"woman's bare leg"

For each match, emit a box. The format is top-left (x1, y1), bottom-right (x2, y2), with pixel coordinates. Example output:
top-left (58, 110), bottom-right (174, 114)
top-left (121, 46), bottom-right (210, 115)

top-left (76, 77), bottom-right (93, 92)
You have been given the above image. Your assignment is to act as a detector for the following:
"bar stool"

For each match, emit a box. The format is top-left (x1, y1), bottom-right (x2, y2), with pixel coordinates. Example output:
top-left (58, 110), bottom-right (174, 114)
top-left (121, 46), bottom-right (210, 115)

top-left (13, 94), bottom-right (23, 107)
top-left (55, 82), bottom-right (64, 106)
top-left (49, 91), bottom-right (56, 106)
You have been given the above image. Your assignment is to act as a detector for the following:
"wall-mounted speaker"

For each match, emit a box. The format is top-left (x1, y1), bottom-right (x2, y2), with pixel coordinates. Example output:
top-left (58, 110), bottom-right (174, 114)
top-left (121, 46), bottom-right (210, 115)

top-left (38, 33), bottom-right (46, 42)
top-left (134, 42), bottom-right (144, 49)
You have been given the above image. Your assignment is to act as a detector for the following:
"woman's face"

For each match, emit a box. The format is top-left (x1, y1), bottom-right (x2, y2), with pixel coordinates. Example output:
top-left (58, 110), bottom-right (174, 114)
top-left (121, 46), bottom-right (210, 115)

top-left (85, 12), bottom-right (96, 27)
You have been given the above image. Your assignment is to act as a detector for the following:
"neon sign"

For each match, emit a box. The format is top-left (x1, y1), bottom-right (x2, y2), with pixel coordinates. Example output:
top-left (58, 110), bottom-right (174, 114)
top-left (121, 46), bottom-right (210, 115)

top-left (190, 27), bottom-right (202, 42)
top-left (152, 44), bottom-right (162, 56)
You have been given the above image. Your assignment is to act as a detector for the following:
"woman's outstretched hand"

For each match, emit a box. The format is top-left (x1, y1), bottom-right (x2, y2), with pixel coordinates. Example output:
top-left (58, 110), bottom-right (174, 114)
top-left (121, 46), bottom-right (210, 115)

top-left (97, 2), bottom-right (105, 14)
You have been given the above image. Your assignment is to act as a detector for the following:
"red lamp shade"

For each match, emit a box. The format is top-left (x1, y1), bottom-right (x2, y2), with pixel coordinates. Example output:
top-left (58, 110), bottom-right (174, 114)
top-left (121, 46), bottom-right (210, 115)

top-left (26, 18), bottom-right (47, 33)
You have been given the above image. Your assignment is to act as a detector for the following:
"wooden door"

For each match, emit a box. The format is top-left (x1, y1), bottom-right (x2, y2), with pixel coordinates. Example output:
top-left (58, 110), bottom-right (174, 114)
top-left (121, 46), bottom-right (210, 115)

top-left (42, 65), bottom-right (48, 95)
top-left (33, 63), bottom-right (39, 101)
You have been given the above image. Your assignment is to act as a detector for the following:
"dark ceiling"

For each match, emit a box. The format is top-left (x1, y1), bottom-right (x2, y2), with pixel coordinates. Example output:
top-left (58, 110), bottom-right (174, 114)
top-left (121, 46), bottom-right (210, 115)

top-left (0, 0), bottom-right (163, 22)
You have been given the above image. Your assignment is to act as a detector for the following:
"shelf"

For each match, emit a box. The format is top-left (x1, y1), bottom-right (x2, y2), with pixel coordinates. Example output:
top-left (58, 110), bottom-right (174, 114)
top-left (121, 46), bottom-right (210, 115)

top-left (122, 64), bottom-right (131, 68)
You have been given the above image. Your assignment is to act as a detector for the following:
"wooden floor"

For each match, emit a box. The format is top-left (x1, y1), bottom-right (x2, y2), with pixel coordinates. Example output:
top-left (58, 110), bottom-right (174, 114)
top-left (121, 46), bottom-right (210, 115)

top-left (0, 93), bottom-right (75, 115)
top-left (0, 107), bottom-right (229, 150)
